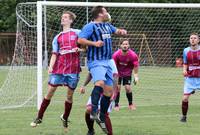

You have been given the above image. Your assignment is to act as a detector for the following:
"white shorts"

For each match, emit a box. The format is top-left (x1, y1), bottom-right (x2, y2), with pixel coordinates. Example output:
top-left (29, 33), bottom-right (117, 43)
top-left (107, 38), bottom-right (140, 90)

top-left (184, 77), bottom-right (200, 94)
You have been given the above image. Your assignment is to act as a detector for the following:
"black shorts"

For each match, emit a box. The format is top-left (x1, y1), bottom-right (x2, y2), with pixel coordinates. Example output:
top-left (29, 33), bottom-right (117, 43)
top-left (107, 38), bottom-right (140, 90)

top-left (118, 76), bottom-right (132, 85)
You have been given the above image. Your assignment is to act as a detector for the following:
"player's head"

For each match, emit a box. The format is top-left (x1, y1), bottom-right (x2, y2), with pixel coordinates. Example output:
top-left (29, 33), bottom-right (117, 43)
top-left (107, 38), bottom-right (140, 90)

top-left (61, 11), bottom-right (76, 26)
top-left (91, 6), bottom-right (109, 22)
top-left (189, 32), bottom-right (199, 46)
top-left (120, 38), bottom-right (130, 52)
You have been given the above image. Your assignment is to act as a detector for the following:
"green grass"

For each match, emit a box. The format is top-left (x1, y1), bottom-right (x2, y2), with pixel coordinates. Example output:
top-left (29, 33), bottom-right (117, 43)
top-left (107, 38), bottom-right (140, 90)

top-left (0, 67), bottom-right (200, 135)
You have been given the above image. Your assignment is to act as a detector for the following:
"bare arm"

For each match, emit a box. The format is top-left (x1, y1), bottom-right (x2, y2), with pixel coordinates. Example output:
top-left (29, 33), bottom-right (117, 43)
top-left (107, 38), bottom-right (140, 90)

top-left (80, 73), bottom-right (92, 94)
top-left (115, 28), bottom-right (127, 36)
top-left (48, 54), bottom-right (57, 74)
top-left (83, 73), bottom-right (92, 87)
top-left (183, 64), bottom-right (188, 76)
top-left (78, 38), bottom-right (103, 47)
top-left (133, 67), bottom-right (139, 85)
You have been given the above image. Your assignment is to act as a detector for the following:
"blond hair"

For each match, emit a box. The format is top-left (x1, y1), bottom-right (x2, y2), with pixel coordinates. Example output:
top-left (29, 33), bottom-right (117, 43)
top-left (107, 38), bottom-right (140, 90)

top-left (62, 11), bottom-right (76, 21)
top-left (190, 32), bottom-right (199, 37)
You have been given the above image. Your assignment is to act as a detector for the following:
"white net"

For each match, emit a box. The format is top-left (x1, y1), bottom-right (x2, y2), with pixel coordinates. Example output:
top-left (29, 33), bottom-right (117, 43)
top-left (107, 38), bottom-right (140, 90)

top-left (1, 2), bottom-right (200, 109)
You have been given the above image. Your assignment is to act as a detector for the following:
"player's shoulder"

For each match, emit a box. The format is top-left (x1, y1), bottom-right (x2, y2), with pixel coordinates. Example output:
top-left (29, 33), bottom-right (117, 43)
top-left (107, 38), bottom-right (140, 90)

top-left (71, 28), bottom-right (81, 35)
top-left (129, 49), bottom-right (138, 55)
top-left (183, 47), bottom-right (190, 53)
top-left (85, 22), bottom-right (95, 27)
top-left (113, 49), bottom-right (121, 55)
top-left (53, 32), bottom-right (62, 40)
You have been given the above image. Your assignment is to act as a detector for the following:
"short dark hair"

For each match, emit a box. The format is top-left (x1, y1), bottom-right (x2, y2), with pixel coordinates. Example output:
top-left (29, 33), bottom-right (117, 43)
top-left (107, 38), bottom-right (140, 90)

top-left (120, 38), bottom-right (129, 44)
top-left (91, 6), bottom-right (104, 20)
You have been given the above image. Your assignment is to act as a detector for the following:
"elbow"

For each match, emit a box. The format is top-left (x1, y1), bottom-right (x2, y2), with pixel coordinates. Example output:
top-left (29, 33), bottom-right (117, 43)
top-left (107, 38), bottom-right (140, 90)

top-left (77, 38), bottom-right (81, 44)
top-left (78, 38), bottom-right (83, 45)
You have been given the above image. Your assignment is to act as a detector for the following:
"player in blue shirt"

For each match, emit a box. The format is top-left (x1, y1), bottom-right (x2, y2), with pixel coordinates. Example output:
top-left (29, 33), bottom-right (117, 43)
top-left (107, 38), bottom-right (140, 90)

top-left (78, 6), bottom-right (127, 134)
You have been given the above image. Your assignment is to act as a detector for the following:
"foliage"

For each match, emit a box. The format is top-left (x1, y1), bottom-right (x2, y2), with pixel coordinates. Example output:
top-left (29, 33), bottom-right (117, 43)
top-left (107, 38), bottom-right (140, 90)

top-left (1, 0), bottom-right (200, 32)
top-left (0, 0), bottom-right (17, 32)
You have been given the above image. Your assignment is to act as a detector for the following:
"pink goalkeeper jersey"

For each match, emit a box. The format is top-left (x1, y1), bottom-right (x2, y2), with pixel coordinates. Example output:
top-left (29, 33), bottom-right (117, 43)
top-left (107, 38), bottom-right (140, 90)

top-left (51, 29), bottom-right (81, 74)
top-left (183, 46), bottom-right (200, 77)
top-left (112, 49), bottom-right (139, 77)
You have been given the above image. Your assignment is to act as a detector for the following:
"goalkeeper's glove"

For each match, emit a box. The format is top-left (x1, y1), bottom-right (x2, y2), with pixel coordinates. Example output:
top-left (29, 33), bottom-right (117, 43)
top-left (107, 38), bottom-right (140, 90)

top-left (133, 76), bottom-right (139, 85)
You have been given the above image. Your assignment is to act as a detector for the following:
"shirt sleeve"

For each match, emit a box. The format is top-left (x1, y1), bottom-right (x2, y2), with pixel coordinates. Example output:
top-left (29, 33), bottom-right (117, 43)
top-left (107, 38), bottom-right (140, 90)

top-left (52, 35), bottom-right (59, 54)
top-left (108, 23), bottom-right (117, 34)
top-left (73, 29), bottom-right (81, 35)
top-left (183, 48), bottom-right (188, 64)
top-left (78, 23), bottom-right (94, 39)
top-left (131, 51), bottom-right (139, 68)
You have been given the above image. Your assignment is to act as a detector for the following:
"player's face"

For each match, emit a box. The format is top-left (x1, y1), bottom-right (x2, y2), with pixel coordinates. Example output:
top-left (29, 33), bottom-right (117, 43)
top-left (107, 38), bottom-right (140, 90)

top-left (190, 35), bottom-right (199, 46)
top-left (121, 40), bottom-right (130, 52)
top-left (99, 8), bottom-right (109, 22)
top-left (61, 13), bottom-right (73, 26)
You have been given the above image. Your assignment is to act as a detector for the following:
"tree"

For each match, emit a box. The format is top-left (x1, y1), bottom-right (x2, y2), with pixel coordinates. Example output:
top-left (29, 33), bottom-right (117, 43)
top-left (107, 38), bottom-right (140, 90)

top-left (0, 0), bottom-right (17, 32)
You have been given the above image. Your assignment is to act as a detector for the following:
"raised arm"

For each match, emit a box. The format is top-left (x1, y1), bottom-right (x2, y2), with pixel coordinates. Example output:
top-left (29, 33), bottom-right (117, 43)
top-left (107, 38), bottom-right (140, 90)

top-left (115, 28), bottom-right (127, 36)
top-left (78, 38), bottom-right (104, 47)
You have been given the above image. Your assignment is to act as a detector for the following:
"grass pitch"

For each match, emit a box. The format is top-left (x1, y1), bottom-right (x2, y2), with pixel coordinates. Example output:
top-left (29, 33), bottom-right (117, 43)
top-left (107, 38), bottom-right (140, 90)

top-left (0, 67), bottom-right (200, 135)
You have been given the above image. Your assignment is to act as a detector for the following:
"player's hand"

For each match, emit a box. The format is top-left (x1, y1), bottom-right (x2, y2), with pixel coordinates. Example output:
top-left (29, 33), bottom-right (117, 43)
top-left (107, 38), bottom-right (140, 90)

top-left (72, 47), bottom-right (80, 52)
top-left (133, 76), bottom-right (139, 85)
top-left (79, 86), bottom-right (86, 94)
top-left (183, 70), bottom-right (188, 76)
top-left (48, 66), bottom-right (53, 74)
top-left (118, 29), bottom-right (127, 35)
top-left (94, 40), bottom-right (104, 47)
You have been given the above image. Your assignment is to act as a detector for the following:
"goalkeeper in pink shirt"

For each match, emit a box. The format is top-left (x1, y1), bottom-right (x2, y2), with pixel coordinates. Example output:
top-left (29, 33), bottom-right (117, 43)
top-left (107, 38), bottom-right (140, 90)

top-left (112, 39), bottom-right (139, 111)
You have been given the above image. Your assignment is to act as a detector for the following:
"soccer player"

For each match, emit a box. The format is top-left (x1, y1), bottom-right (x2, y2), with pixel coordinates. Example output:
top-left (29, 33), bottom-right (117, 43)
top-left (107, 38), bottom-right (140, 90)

top-left (30, 11), bottom-right (81, 131)
top-left (80, 59), bottom-right (118, 135)
top-left (180, 32), bottom-right (200, 122)
top-left (112, 39), bottom-right (139, 111)
top-left (78, 6), bottom-right (127, 133)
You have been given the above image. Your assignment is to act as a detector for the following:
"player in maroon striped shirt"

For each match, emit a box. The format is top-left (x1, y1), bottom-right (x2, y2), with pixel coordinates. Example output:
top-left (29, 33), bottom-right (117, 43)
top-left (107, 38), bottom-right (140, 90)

top-left (180, 32), bottom-right (200, 122)
top-left (30, 11), bottom-right (81, 131)
top-left (112, 39), bottom-right (139, 111)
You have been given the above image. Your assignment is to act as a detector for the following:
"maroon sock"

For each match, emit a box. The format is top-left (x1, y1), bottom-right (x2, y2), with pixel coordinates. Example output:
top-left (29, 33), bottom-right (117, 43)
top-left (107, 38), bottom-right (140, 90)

top-left (85, 112), bottom-right (94, 131)
top-left (105, 113), bottom-right (113, 135)
top-left (38, 98), bottom-right (50, 119)
top-left (63, 101), bottom-right (72, 120)
top-left (182, 101), bottom-right (188, 116)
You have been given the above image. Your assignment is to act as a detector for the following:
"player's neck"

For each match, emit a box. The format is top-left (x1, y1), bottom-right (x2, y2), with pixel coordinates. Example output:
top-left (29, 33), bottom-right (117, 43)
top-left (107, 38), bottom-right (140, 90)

top-left (121, 50), bottom-right (128, 55)
top-left (191, 44), bottom-right (199, 50)
top-left (63, 25), bottom-right (71, 32)
top-left (93, 18), bottom-right (103, 23)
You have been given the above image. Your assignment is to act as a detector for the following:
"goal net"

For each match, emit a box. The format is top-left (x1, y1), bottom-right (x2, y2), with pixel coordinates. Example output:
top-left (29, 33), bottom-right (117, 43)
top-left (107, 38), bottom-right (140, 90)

top-left (1, 2), bottom-right (200, 109)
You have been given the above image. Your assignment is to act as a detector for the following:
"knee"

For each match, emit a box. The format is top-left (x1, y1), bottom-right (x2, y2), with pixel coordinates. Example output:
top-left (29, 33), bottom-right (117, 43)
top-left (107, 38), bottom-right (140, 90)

top-left (46, 90), bottom-right (56, 99)
top-left (86, 105), bottom-right (92, 113)
top-left (125, 86), bottom-right (131, 93)
top-left (67, 94), bottom-right (73, 102)
top-left (95, 80), bottom-right (104, 87)
top-left (182, 95), bottom-right (189, 102)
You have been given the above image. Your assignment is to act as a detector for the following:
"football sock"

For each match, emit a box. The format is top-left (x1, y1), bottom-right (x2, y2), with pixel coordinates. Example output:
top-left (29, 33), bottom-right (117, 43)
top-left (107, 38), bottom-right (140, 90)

top-left (182, 101), bottom-right (188, 116)
top-left (100, 95), bottom-right (111, 121)
top-left (38, 98), bottom-right (50, 119)
top-left (105, 113), bottom-right (113, 135)
top-left (126, 92), bottom-right (133, 105)
top-left (91, 86), bottom-right (103, 113)
top-left (115, 92), bottom-right (120, 107)
top-left (85, 112), bottom-right (94, 131)
top-left (63, 101), bottom-right (72, 120)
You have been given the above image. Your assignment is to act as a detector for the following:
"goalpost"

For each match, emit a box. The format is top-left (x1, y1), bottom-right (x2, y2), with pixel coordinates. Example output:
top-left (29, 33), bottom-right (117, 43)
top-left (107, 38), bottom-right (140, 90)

top-left (1, 1), bottom-right (200, 109)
